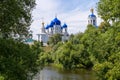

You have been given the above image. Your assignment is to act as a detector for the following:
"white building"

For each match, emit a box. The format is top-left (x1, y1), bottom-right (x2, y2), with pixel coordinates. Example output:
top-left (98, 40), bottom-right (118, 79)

top-left (37, 17), bottom-right (69, 44)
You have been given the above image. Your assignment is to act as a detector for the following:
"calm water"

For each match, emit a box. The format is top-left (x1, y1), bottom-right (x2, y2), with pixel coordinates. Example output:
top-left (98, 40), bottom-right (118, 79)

top-left (33, 66), bottom-right (96, 80)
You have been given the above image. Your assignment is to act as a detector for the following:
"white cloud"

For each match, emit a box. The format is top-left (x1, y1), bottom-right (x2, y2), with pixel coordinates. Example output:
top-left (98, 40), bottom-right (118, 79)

top-left (36, 0), bottom-right (59, 12)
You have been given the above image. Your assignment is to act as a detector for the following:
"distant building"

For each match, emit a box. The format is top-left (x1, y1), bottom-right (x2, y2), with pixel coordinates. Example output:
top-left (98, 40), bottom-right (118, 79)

top-left (37, 16), bottom-right (69, 44)
top-left (24, 31), bottom-right (34, 45)
top-left (24, 38), bottom-right (34, 45)
top-left (88, 8), bottom-right (97, 27)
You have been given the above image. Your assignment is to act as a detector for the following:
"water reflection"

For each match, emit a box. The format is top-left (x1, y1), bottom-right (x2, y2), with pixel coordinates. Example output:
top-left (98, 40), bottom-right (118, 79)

top-left (33, 66), bottom-right (96, 80)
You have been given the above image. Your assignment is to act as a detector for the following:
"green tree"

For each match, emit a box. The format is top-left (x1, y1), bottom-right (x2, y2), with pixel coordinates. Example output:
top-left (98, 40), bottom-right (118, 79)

top-left (0, 0), bottom-right (43, 80)
top-left (38, 52), bottom-right (53, 66)
top-left (97, 0), bottom-right (120, 22)
top-left (0, 0), bottom-right (35, 39)
top-left (93, 22), bottom-right (120, 80)
top-left (53, 31), bottom-right (93, 69)
top-left (0, 39), bottom-right (41, 80)
top-left (48, 34), bottom-right (62, 46)
top-left (99, 21), bottom-right (111, 32)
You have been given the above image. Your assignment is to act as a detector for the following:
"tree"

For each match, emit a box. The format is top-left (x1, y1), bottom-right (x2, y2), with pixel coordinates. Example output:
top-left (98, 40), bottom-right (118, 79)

top-left (53, 31), bottom-right (93, 69)
top-left (97, 0), bottom-right (120, 22)
top-left (0, 0), bottom-right (42, 80)
top-left (0, 0), bottom-right (35, 39)
top-left (92, 22), bottom-right (120, 80)
top-left (38, 52), bottom-right (53, 66)
top-left (0, 39), bottom-right (41, 80)
top-left (48, 34), bottom-right (62, 46)
top-left (99, 21), bottom-right (111, 32)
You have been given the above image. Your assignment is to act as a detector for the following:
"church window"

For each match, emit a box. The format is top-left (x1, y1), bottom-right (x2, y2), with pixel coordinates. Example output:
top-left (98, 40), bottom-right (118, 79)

top-left (93, 20), bottom-right (96, 25)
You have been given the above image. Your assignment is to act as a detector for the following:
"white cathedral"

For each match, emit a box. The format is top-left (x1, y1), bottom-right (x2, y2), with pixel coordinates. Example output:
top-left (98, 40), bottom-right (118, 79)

top-left (37, 16), bottom-right (69, 45)
top-left (36, 8), bottom-right (97, 45)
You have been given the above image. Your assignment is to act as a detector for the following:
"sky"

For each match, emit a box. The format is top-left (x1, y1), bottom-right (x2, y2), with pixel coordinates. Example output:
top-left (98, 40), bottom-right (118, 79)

top-left (30, 0), bottom-right (101, 39)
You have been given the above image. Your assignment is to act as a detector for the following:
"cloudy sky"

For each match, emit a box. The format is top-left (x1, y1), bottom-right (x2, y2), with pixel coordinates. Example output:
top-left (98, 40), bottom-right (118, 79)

top-left (30, 0), bottom-right (101, 39)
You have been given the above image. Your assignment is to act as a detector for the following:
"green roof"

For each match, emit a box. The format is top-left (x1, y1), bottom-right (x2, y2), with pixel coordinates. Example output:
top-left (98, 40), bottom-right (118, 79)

top-left (25, 38), bottom-right (34, 42)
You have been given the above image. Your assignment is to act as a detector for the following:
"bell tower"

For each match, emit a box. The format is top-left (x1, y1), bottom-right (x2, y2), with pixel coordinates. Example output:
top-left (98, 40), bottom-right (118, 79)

top-left (41, 18), bottom-right (46, 33)
top-left (88, 8), bottom-right (97, 27)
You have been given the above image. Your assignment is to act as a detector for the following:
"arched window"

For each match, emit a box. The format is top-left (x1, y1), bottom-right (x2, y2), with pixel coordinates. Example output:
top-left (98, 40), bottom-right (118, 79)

top-left (93, 20), bottom-right (96, 25)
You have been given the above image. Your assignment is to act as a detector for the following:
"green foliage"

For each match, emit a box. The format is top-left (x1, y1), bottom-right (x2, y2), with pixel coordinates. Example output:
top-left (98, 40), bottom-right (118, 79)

top-left (93, 53), bottom-right (120, 80)
top-left (0, 0), bottom-right (41, 80)
top-left (0, 0), bottom-right (35, 38)
top-left (0, 39), bottom-right (41, 80)
top-left (0, 75), bottom-right (4, 80)
top-left (38, 52), bottom-right (53, 66)
top-left (92, 22), bottom-right (120, 80)
top-left (97, 0), bottom-right (120, 22)
top-left (52, 31), bottom-right (93, 69)
top-left (99, 21), bottom-right (111, 32)
top-left (93, 62), bottom-right (113, 80)
top-left (48, 34), bottom-right (62, 46)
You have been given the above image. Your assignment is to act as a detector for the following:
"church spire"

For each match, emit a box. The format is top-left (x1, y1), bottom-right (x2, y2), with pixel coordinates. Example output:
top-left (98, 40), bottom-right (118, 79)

top-left (42, 22), bottom-right (44, 28)
top-left (41, 17), bottom-right (44, 26)
top-left (90, 8), bottom-right (94, 14)
top-left (41, 17), bottom-right (46, 33)
top-left (55, 13), bottom-right (57, 18)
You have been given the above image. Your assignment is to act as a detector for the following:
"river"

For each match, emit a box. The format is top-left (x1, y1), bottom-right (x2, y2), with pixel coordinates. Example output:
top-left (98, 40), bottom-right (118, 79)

top-left (33, 66), bottom-right (96, 80)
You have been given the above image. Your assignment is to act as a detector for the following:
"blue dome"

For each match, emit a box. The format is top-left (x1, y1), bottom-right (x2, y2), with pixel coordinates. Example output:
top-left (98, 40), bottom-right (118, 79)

top-left (45, 25), bottom-right (50, 29)
top-left (52, 17), bottom-right (61, 25)
top-left (49, 21), bottom-right (54, 27)
top-left (62, 23), bottom-right (67, 28)
top-left (88, 13), bottom-right (96, 18)
top-left (49, 24), bottom-right (53, 27)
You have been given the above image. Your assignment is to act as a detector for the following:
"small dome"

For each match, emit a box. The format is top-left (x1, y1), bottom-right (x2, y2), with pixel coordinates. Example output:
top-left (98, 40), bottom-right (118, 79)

top-left (62, 23), bottom-right (67, 28)
top-left (88, 13), bottom-right (96, 18)
top-left (52, 17), bottom-right (61, 25)
top-left (89, 8), bottom-right (96, 18)
top-left (45, 25), bottom-right (50, 29)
